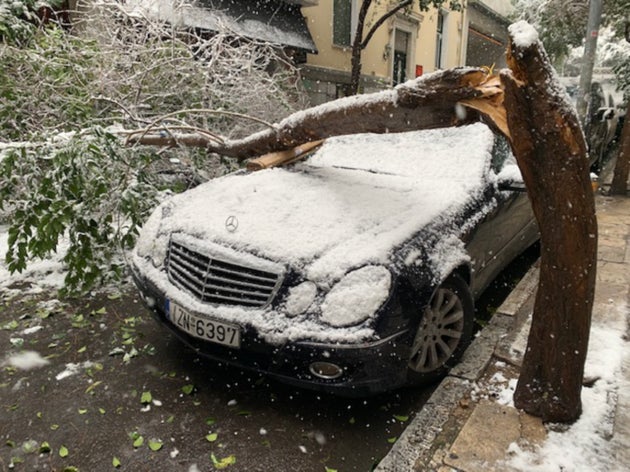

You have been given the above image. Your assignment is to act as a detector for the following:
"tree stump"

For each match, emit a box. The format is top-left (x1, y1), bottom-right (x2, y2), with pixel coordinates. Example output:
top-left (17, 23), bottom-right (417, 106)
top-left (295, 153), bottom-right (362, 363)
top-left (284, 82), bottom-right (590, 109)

top-left (501, 22), bottom-right (598, 422)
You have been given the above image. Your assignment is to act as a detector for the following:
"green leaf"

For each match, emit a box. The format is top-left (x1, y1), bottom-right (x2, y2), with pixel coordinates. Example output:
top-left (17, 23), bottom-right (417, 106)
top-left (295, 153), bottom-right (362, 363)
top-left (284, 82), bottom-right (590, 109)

top-left (23, 441), bottom-right (37, 454)
top-left (148, 440), bottom-right (162, 451)
top-left (211, 454), bottom-right (236, 469)
top-left (205, 433), bottom-right (218, 442)
top-left (39, 442), bottom-right (51, 454)
top-left (99, 408), bottom-right (106, 415)
top-left (181, 384), bottom-right (195, 395)
top-left (205, 417), bottom-right (216, 426)
top-left (59, 445), bottom-right (69, 457)
top-left (393, 415), bottom-right (409, 422)
top-left (140, 391), bottom-right (152, 404)
top-left (62, 467), bottom-right (78, 472)
top-left (325, 468), bottom-right (338, 472)
top-left (50, 424), bottom-right (60, 431)
top-left (112, 456), bottom-right (121, 468)
top-left (85, 381), bottom-right (103, 394)
top-left (387, 437), bottom-right (397, 444)
top-left (78, 408), bottom-right (88, 415)
top-left (77, 346), bottom-right (87, 353)
top-left (132, 435), bottom-right (144, 448)
top-left (2, 320), bottom-right (19, 330)
top-left (236, 410), bottom-right (251, 417)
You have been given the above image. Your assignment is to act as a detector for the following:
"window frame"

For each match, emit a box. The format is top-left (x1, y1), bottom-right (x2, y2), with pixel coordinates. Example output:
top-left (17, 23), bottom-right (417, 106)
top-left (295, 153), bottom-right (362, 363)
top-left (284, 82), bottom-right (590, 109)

top-left (332, 0), bottom-right (359, 47)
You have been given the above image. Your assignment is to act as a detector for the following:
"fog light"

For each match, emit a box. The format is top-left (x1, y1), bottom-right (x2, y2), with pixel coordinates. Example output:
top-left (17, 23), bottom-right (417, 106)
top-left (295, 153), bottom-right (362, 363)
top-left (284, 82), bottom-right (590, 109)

top-left (143, 295), bottom-right (156, 308)
top-left (309, 361), bottom-right (343, 380)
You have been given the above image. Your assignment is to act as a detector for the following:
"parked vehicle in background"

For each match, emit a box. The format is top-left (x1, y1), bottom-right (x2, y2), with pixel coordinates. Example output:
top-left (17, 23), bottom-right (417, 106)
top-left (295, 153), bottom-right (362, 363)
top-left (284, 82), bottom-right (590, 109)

top-left (560, 76), bottom-right (622, 172)
top-left (130, 123), bottom-right (539, 396)
top-left (585, 82), bottom-right (621, 172)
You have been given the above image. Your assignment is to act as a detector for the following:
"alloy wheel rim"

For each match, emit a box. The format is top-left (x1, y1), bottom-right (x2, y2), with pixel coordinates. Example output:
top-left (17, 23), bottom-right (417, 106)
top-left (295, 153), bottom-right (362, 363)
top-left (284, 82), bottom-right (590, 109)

top-left (409, 287), bottom-right (465, 373)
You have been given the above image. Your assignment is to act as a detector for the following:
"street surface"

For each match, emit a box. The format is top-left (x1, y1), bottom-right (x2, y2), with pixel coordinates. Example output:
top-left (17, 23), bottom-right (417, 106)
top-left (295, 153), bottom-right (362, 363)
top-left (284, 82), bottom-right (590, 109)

top-left (0, 285), bottom-right (432, 472)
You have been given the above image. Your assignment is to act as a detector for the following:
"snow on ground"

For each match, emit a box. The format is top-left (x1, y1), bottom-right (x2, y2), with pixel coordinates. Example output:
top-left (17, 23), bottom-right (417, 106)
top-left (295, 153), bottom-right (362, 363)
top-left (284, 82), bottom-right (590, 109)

top-left (0, 224), bottom-right (68, 295)
top-left (493, 302), bottom-right (628, 472)
top-left (2, 350), bottom-right (50, 370)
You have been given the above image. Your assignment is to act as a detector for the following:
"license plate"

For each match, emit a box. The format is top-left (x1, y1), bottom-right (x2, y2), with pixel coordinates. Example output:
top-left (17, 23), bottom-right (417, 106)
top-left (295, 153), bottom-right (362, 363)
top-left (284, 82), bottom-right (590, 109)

top-left (168, 302), bottom-right (241, 348)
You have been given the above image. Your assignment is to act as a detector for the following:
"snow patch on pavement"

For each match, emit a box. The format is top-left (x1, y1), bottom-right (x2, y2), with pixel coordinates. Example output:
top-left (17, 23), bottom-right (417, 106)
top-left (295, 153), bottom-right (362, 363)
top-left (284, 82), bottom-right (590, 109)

top-left (56, 361), bottom-right (95, 381)
top-left (3, 351), bottom-right (50, 370)
top-left (505, 302), bottom-right (628, 471)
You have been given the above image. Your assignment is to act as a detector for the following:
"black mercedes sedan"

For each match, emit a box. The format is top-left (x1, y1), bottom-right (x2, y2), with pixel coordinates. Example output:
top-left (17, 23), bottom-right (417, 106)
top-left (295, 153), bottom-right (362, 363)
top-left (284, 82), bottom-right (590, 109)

top-left (130, 122), bottom-right (538, 396)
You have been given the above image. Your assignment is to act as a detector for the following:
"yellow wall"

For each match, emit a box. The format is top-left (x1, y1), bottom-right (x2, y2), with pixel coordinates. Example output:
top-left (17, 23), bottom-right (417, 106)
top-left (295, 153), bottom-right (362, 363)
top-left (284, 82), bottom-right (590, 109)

top-left (302, 1), bottom-right (465, 87)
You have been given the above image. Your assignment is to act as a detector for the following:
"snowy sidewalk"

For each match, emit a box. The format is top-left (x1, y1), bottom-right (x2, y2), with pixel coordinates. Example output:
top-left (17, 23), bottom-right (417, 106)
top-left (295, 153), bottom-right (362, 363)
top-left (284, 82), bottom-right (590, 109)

top-left (377, 192), bottom-right (630, 472)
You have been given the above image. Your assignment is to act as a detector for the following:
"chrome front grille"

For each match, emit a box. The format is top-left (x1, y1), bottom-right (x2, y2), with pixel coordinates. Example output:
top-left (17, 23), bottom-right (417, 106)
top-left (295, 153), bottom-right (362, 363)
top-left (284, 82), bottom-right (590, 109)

top-left (167, 240), bottom-right (282, 308)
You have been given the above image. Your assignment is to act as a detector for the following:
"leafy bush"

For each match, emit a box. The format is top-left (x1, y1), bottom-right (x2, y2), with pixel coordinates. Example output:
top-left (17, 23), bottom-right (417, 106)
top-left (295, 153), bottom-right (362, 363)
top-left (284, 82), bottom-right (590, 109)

top-left (0, 1), bottom-right (308, 294)
top-left (0, 28), bottom-right (98, 141)
top-left (0, 129), bottom-right (161, 294)
top-left (0, 0), bottom-right (38, 46)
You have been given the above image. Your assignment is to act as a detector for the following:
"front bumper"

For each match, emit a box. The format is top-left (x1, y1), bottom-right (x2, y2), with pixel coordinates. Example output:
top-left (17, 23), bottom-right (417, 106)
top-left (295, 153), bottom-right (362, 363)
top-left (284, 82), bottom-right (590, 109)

top-left (131, 269), bottom-right (411, 397)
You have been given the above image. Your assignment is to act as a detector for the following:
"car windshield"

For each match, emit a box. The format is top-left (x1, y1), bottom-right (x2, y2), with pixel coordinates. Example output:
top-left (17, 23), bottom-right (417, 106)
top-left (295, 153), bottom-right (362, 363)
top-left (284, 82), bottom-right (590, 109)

top-left (301, 123), bottom-right (495, 180)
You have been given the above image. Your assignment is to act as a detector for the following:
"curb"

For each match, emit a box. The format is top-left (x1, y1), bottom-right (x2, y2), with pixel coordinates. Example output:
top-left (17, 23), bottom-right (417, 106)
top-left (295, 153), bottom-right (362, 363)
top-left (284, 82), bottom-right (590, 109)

top-left (375, 263), bottom-right (540, 471)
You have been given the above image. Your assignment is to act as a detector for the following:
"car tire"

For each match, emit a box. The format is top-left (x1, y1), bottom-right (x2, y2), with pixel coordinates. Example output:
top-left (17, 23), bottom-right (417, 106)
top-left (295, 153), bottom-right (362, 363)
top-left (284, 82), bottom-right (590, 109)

top-left (407, 273), bottom-right (474, 385)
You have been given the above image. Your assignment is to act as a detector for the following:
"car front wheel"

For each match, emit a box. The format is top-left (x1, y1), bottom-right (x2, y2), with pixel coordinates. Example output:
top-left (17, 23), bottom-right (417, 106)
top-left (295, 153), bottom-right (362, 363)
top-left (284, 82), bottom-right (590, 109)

top-left (407, 273), bottom-right (474, 384)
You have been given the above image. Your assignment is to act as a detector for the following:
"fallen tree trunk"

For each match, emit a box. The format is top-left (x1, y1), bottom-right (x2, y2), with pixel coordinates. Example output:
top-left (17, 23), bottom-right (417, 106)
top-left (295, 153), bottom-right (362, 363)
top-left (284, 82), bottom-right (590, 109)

top-left (127, 68), bottom-right (503, 160)
top-left (501, 22), bottom-right (598, 422)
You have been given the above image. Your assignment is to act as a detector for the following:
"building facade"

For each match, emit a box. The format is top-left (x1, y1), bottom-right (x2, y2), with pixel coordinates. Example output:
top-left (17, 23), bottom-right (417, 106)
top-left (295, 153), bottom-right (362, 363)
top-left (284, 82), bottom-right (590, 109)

top-left (299, 1), bottom-right (515, 105)
top-left (463, 0), bottom-right (514, 69)
top-left (300, 1), bottom-right (467, 105)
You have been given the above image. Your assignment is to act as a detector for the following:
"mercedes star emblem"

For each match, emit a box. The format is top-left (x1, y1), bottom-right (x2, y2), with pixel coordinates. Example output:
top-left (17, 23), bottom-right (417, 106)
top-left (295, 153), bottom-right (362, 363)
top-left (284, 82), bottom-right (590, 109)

top-left (225, 215), bottom-right (239, 233)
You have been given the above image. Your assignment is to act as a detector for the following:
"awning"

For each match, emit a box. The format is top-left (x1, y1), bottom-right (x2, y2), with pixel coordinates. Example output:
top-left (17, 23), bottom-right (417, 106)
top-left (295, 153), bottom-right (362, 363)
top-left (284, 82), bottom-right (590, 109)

top-left (127, 0), bottom-right (317, 53)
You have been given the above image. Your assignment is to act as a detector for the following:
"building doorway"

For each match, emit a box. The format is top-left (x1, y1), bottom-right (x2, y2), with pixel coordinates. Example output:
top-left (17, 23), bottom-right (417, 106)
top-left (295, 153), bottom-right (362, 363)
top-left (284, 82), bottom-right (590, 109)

top-left (393, 29), bottom-right (410, 86)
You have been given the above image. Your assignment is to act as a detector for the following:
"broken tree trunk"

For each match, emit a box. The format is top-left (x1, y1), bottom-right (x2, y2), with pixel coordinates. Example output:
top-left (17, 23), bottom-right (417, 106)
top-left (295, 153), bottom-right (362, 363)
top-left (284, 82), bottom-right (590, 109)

top-left (127, 67), bottom-right (503, 160)
top-left (501, 22), bottom-right (598, 422)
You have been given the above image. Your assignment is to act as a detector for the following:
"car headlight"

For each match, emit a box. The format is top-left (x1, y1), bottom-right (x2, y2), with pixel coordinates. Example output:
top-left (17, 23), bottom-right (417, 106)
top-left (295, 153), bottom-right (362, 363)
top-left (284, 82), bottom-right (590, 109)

top-left (284, 282), bottom-right (317, 317)
top-left (320, 266), bottom-right (391, 328)
top-left (135, 207), bottom-right (169, 268)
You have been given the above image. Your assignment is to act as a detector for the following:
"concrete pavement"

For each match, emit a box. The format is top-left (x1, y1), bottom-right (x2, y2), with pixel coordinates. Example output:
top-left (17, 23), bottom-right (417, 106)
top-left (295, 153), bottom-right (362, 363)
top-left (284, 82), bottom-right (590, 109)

top-left (376, 173), bottom-right (630, 471)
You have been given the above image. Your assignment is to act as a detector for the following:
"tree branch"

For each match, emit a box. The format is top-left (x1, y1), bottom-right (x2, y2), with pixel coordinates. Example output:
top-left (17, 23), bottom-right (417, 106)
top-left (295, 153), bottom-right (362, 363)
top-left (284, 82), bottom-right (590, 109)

top-left (125, 68), bottom-right (499, 160)
top-left (361, 0), bottom-right (413, 49)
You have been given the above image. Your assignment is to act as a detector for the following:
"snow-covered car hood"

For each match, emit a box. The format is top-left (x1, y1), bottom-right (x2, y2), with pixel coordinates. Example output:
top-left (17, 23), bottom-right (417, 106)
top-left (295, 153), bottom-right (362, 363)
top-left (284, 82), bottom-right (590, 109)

top-left (135, 123), bottom-right (497, 283)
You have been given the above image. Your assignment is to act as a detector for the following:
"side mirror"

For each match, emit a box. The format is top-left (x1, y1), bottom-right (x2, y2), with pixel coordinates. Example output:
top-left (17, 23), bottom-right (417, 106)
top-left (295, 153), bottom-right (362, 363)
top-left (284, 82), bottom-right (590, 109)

top-left (595, 107), bottom-right (615, 121)
top-left (499, 181), bottom-right (528, 192)
top-left (497, 164), bottom-right (527, 192)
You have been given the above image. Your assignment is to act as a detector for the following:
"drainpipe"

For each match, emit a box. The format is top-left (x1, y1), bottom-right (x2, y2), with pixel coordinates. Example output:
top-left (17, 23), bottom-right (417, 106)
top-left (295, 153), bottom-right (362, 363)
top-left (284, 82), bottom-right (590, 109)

top-left (459, 0), bottom-right (469, 65)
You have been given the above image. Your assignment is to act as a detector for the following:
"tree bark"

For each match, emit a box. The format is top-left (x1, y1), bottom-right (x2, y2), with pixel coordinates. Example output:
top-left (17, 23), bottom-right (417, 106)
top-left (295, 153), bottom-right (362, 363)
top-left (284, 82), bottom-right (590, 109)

top-left (128, 67), bottom-right (494, 160)
top-left (502, 25), bottom-right (598, 422)
top-left (610, 116), bottom-right (630, 195)
top-left (348, 0), bottom-right (372, 96)
top-left (347, 0), bottom-right (413, 96)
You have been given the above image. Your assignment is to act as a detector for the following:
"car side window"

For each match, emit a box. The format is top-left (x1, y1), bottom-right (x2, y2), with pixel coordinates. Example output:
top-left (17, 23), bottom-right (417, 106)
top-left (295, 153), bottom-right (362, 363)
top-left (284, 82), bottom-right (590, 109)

top-left (491, 135), bottom-right (516, 173)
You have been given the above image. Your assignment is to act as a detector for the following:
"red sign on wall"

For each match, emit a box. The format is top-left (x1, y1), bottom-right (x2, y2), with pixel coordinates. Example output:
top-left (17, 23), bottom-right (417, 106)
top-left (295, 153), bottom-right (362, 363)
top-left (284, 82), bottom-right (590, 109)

top-left (415, 65), bottom-right (423, 77)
